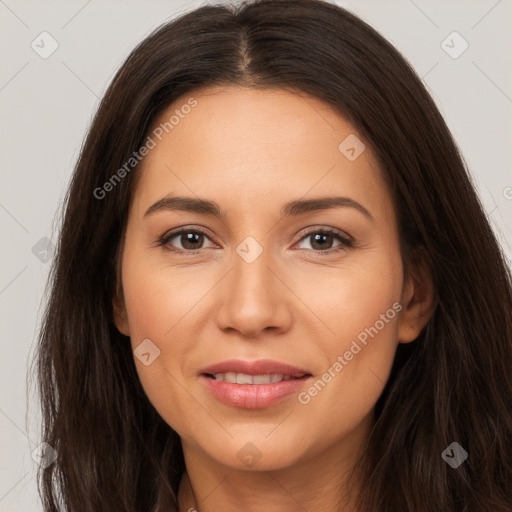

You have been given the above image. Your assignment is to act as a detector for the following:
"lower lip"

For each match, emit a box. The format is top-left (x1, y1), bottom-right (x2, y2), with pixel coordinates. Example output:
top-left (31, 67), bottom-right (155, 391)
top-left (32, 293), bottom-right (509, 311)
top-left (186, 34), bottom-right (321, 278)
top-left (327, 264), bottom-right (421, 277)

top-left (201, 375), bottom-right (310, 409)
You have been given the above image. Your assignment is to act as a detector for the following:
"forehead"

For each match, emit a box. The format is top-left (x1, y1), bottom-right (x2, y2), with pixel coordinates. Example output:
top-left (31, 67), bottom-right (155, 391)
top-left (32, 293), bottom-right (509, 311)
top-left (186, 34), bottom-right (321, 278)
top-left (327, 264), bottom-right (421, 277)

top-left (130, 85), bottom-right (389, 220)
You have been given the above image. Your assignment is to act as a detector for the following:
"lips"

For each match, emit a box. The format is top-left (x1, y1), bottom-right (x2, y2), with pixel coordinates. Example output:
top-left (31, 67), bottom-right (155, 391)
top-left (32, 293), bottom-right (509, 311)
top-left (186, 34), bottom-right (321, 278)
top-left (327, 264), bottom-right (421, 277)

top-left (199, 359), bottom-right (312, 409)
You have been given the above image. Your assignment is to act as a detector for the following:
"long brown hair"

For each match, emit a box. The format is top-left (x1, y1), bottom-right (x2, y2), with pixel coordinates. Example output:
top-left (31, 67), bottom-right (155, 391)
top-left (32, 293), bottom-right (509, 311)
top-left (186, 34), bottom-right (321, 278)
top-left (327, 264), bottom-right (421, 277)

top-left (32, 0), bottom-right (512, 510)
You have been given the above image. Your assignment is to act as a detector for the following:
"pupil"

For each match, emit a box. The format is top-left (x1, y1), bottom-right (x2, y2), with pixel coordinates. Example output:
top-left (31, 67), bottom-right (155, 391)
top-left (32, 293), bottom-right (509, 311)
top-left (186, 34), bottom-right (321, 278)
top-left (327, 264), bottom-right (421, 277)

top-left (182, 232), bottom-right (202, 250)
top-left (312, 233), bottom-right (332, 250)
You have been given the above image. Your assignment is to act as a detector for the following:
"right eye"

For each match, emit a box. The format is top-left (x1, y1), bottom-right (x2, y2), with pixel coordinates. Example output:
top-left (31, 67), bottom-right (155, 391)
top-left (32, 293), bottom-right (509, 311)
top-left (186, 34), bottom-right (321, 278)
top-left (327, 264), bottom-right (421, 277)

top-left (158, 228), bottom-right (217, 253)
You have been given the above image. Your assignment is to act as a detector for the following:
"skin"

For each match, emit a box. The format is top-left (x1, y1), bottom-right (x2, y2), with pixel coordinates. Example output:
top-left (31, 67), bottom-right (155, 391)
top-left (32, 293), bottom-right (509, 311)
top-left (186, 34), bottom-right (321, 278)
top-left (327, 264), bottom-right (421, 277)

top-left (113, 85), bottom-right (435, 512)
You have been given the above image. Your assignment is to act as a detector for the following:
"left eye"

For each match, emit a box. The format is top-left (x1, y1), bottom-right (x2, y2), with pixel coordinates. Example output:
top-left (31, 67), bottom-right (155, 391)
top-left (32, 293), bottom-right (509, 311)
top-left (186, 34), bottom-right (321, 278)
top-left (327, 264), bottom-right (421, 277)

top-left (295, 230), bottom-right (351, 252)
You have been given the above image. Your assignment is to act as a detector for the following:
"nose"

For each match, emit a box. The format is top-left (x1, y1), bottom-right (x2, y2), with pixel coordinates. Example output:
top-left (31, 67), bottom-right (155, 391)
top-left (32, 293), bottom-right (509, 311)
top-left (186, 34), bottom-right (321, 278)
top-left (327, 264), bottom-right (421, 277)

top-left (214, 241), bottom-right (293, 339)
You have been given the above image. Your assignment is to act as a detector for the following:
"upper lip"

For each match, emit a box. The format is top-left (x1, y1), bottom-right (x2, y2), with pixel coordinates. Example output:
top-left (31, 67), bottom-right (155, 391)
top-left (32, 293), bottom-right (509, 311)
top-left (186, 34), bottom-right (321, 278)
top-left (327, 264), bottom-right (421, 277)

top-left (200, 359), bottom-right (311, 377)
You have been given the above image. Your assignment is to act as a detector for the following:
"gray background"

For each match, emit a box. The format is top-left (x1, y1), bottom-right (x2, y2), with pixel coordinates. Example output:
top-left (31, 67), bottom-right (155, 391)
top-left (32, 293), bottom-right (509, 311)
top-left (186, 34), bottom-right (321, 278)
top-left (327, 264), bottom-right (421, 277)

top-left (1, 0), bottom-right (511, 510)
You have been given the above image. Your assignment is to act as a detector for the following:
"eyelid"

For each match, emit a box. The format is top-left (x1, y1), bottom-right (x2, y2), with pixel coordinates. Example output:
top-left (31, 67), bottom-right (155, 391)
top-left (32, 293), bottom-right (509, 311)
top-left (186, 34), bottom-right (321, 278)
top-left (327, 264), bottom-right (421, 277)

top-left (295, 225), bottom-right (353, 243)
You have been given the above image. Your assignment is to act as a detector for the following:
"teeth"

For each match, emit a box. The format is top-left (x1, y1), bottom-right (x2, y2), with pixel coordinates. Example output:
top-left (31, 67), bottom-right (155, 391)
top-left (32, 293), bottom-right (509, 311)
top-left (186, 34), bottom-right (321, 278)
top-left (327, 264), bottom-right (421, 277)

top-left (212, 372), bottom-right (303, 384)
top-left (224, 372), bottom-right (237, 383)
top-left (253, 374), bottom-right (271, 384)
top-left (236, 373), bottom-right (253, 384)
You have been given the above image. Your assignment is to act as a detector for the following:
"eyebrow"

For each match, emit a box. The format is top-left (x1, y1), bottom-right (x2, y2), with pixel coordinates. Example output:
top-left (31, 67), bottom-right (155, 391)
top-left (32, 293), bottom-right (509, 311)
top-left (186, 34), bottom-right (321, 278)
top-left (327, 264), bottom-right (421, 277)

top-left (144, 194), bottom-right (374, 221)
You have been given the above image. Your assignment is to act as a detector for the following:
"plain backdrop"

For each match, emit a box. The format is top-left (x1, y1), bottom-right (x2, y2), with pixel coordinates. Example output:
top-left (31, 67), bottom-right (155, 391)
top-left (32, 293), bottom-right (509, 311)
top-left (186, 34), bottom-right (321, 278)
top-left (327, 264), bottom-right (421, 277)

top-left (1, 0), bottom-right (511, 510)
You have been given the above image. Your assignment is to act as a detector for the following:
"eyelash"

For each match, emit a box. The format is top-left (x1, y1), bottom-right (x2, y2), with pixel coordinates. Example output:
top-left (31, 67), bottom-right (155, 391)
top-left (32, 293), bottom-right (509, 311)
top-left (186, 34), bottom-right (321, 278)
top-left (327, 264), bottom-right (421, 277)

top-left (157, 226), bottom-right (354, 256)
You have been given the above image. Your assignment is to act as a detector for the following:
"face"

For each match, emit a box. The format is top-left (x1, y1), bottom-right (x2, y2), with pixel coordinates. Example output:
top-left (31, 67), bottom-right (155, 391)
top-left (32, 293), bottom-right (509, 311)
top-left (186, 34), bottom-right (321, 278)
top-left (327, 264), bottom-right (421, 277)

top-left (113, 85), bottom-right (431, 472)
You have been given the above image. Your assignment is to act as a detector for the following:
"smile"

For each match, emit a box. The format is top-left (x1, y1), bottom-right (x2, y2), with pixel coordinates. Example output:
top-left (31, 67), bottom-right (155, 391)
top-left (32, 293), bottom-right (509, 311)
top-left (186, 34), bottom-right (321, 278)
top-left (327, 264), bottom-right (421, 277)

top-left (199, 360), bottom-right (312, 409)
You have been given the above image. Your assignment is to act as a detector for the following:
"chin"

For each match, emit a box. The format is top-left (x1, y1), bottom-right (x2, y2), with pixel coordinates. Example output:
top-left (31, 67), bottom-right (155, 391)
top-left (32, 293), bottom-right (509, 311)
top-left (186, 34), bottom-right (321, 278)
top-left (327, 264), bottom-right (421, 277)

top-left (193, 431), bottom-right (312, 472)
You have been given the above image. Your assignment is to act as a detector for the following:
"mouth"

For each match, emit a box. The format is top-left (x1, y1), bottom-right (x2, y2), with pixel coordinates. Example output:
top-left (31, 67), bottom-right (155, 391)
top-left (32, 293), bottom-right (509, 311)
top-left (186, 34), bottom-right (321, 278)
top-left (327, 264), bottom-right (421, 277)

top-left (199, 359), bottom-right (312, 409)
top-left (203, 372), bottom-right (308, 384)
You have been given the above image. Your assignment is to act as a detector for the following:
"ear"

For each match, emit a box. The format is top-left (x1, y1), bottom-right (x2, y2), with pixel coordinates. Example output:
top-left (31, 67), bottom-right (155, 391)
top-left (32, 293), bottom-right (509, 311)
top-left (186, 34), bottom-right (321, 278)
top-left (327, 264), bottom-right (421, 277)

top-left (398, 250), bottom-right (436, 344)
top-left (112, 284), bottom-right (130, 336)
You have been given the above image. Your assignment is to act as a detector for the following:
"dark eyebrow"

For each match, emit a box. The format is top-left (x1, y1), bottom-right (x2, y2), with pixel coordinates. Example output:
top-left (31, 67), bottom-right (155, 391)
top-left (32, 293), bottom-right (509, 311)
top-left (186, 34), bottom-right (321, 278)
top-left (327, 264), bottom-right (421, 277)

top-left (144, 195), bottom-right (225, 218)
top-left (144, 194), bottom-right (373, 221)
top-left (280, 196), bottom-right (373, 221)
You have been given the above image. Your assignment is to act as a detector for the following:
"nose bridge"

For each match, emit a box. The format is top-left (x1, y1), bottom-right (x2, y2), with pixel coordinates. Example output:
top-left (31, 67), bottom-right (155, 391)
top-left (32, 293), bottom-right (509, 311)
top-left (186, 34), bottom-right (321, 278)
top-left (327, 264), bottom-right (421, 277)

top-left (234, 235), bottom-right (273, 297)
top-left (215, 233), bottom-right (290, 336)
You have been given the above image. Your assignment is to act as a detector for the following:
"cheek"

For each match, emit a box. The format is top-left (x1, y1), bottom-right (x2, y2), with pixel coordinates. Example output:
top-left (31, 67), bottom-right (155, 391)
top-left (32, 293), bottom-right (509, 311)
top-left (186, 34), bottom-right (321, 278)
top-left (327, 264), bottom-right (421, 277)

top-left (296, 264), bottom-right (402, 431)
top-left (121, 245), bottom-right (209, 346)
top-left (292, 244), bottom-right (402, 346)
top-left (120, 245), bottom-right (219, 434)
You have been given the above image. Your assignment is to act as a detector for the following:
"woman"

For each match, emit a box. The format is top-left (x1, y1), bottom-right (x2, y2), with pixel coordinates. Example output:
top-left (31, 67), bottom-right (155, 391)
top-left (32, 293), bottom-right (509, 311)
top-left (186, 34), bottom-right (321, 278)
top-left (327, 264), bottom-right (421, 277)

top-left (33, 0), bottom-right (512, 510)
